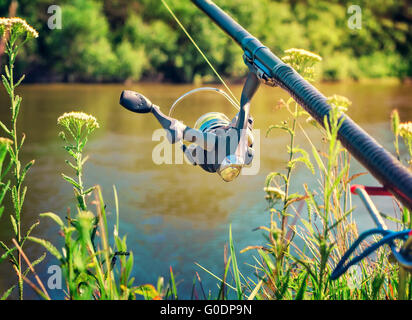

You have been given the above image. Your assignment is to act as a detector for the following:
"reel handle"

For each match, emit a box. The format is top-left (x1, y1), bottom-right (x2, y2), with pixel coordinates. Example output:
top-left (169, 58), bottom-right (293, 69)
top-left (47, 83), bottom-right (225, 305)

top-left (120, 90), bottom-right (154, 114)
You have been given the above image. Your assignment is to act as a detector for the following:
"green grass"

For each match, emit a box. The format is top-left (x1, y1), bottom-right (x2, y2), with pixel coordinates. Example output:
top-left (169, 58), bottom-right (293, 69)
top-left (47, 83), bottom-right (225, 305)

top-left (193, 50), bottom-right (412, 301)
top-left (0, 22), bottom-right (410, 299)
top-left (0, 18), bottom-right (41, 300)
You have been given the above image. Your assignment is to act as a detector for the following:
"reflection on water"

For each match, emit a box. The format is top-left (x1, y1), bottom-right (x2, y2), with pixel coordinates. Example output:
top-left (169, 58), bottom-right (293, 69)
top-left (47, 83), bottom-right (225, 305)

top-left (0, 82), bottom-right (411, 299)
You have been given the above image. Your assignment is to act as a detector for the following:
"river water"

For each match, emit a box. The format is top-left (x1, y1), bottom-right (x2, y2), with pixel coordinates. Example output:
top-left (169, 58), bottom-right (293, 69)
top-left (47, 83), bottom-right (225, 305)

top-left (0, 82), bottom-right (411, 299)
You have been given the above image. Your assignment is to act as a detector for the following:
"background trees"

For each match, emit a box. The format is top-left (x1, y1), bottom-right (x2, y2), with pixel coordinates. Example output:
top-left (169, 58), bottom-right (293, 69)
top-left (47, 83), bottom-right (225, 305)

top-left (0, 0), bottom-right (410, 82)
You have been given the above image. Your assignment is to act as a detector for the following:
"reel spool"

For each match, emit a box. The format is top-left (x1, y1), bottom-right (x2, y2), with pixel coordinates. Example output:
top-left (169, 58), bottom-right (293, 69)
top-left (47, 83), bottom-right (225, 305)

top-left (169, 87), bottom-right (254, 147)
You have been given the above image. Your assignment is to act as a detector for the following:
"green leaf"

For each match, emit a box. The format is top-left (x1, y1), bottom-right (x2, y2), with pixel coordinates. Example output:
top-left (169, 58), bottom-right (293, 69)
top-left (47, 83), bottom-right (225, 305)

top-left (114, 234), bottom-right (123, 253)
top-left (125, 251), bottom-right (134, 281)
top-left (81, 154), bottom-right (89, 165)
top-left (218, 255), bottom-right (232, 300)
top-left (10, 214), bottom-right (18, 236)
top-left (288, 156), bottom-right (315, 174)
top-left (402, 207), bottom-right (410, 227)
top-left (229, 225), bottom-right (243, 300)
top-left (64, 145), bottom-right (77, 155)
top-left (65, 159), bottom-right (78, 172)
top-left (325, 165), bottom-right (348, 200)
top-left (2, 75), bottom-right (12, 95)
top-left (11, 186), bottom-right (20, 221)
top-left (28, 236), bottom-right (63, 261)
top-left (390, 109), bottom-right (400, 136)
top-left (301, 219), bottom-right (315, 235)
top-left (276, 269), bottom-right (291, 299)
top-left (0, 180), bottom-right (10, 204)
top-left (0, 121), bottom-right (10, 135)
top-left (258, 249), bottom-right (275, 279)
top-left (371, 274), bottom-right (385, 299)
top-left (82, 186), bottom-right (95, 196)
top-left (293, 147), bottom-right (315, 174)
top-left (247, 279), bottom-right (262, 300)
top-left (295, 259), bottom-right (318, 289)
top-left (4, 65), bottom-right (10, 79)
top-left (12, 95), bottom-right (22, 122)
top-left (0, 246), bottom-right (16, 264)
top-left (113, 185), bottom-right (120, 236)
top-left (23, 252), bottom-right (46, 278)
top-left (0, 143), bottom-right (8, 164)
top-left (0, 240), bottom-right (9, 253)
top-left (326, 209), bottom-right (354, 233)
top-left (265, 172), bottom-right (287, 187)
top-left (157, 277), bottom-right (164, 296)
top-left (266, 124), bottom-right (293, 138)
top-left (74, 188), bottom-right (86, 210)
top-left (134, 284), bottom-right (160, 300)
top-left (379, 212), bottom-right (403, 225)
top-left (20, 159), bottom-right (34, 182)
top-left (285, 193), bottom-right (305, 208)
top-left (61, 174), bottom-right (81, 190)
top-left (1, 285), bottom-right (16, 300)
top-left (194, 262), bottom-right (236, 292)
top-left (169, 266), bottom-right (177, 300)
top-left (20, 186), bottom-right (27, 210)
top-left (21, 221), bottom-right (40, 247)
top-left (1, 157), bottom-right (12, 179)
top-left (14, 74), bottom-right (25, 88)
top-left (295, 272), bottom-right (309, 300)
top-left (7, 146), bottom-right (16, 164)
top-left (40, 212), bottom-right (64, 228)
top-left (0, 241), bottom-right (18, 267)
top-left (96, 186), bottom-right (109, 244)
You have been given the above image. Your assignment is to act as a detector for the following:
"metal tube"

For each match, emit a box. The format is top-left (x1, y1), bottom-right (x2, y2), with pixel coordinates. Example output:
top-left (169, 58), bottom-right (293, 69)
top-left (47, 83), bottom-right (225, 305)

top-left (353, 186), bottom-right (388, 231)
top-left (191, 0), bottom-right (412, 210)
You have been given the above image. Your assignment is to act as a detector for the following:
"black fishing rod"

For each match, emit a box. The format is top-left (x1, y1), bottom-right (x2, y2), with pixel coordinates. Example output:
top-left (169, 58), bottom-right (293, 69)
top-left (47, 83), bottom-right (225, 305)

top-left (191, 0), bottom-right (412, 211)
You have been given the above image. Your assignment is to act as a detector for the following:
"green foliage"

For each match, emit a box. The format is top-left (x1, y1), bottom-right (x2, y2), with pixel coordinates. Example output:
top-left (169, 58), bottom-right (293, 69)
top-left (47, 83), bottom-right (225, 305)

top-left (236, 48), bottom-right (412, 300)
top-left (114, 40), bottom-right (146, 81)
top-left (44, 0), bottom-right (117, 81)
top-left (29, 118), bottom-right (139, 299)
top-left (122, 13), bottom-right (176, 79)
top-left (31, 188), bottom-right (138, 300)
top-left (0, 138), bottom-right (12, 220)
top-left (358, 52), bottom-right (408, 79)
top-left (0, 17), bottom-right (40, 300)
top-left (322, 53), bottom-right (359, 81)
top-left (57, 111), bottom-right (99, 210)
top-left (1, 0), bottom-right (411, 82)
top-left (229, 225), bottom-right (243, 300)
top-left (26, 112), bottom-right (177, 300)
top-left (391, 110), bottom-right (412, 180)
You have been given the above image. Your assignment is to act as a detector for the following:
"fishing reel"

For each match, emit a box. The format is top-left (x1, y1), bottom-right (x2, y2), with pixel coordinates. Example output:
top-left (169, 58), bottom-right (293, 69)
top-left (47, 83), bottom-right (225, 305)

top-left (167, 82), bottom-right (257, 182)
top-left (119, 72), bottom-right (260, 182)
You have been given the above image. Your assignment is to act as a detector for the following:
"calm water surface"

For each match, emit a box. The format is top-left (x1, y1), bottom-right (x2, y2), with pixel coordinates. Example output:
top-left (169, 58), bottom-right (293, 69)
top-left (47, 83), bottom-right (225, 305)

top-left (0, 82), bottom-right (411, 299)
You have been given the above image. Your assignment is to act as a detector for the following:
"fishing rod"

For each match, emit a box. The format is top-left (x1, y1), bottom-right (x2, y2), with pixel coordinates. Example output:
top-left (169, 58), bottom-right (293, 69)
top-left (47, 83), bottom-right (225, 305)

top-left (191, 0), bottom-right (412, 211)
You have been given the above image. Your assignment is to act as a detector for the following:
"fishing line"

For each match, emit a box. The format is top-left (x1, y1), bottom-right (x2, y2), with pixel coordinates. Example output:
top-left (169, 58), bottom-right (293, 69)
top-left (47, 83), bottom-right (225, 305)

top-left (160, 0), bottom-right (240, 109)
top-left (168, 87), bottom-right (239, 117)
